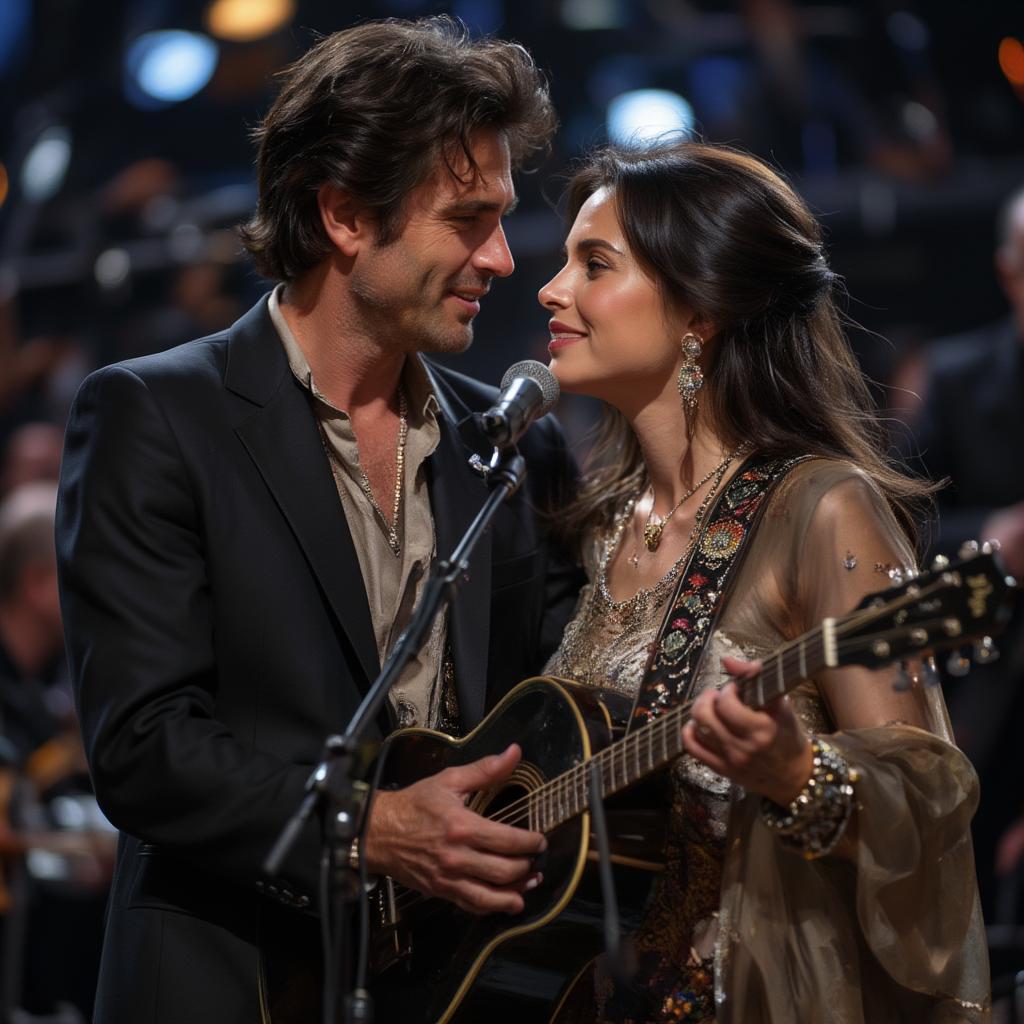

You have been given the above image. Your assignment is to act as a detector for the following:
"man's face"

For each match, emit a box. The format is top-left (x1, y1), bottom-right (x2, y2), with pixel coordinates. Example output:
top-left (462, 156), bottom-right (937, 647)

top-left (348, 130), bottom-right (517, 354)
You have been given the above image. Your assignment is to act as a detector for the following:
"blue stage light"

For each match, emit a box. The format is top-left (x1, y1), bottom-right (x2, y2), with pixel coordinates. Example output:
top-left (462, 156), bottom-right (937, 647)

top-left (21, 126), bottom-right (72, 203)
top-left (125, 30), bottom-right (219, 109)
top-left (607, 89), bottom-right (695, 145)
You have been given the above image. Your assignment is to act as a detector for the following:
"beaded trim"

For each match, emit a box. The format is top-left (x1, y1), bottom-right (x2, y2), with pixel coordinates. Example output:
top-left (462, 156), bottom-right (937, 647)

top-left (760, 737), bottom-right (856, 859)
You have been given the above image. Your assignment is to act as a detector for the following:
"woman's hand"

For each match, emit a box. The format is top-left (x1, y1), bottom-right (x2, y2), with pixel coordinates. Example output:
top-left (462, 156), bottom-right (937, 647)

top-left (681, 656), bottom-right (813, 807)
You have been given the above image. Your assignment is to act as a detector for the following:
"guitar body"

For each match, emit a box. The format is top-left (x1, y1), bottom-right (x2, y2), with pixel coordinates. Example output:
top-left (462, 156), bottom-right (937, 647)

top-left (370, 677), bottom-right (668, 1023)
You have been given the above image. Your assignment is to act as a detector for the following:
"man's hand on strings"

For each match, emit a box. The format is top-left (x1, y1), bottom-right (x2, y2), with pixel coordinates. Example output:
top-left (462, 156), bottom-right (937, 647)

top-left (363, 743), bottom-right (545, 915)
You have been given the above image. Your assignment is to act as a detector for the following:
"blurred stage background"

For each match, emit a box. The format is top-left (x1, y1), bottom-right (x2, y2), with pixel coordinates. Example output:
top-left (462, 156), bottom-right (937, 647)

top-left (1, 1), bottom-right (1023, 1020)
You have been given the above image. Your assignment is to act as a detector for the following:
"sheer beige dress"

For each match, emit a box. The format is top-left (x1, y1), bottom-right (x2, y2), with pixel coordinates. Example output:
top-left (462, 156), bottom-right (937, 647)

top-left (547, 459), bottom-right (990, 1023)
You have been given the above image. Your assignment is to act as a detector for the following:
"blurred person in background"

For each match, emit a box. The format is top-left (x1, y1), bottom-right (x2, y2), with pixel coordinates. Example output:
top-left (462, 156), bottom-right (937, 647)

top-left (0, 482), bottom-right (109, 1022)
top-left (0, 423), bottom-right (64, 499)
top-left (0, 482), bottom-right (69, 766)
top-left (912, 184), bottom-right (1024, 922)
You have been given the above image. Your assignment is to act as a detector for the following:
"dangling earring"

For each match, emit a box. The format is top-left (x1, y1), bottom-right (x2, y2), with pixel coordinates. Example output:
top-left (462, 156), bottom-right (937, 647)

top-left (677, 332), bottom-right (704, 439)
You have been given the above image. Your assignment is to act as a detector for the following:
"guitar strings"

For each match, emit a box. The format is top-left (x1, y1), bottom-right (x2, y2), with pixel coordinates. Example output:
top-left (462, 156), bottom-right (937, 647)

top-left (387, 588), bottom-right (947, 912)
top-left (481, 590), bottom-right (932, 832)
top-left (484, 629), bottom-right (832, 831)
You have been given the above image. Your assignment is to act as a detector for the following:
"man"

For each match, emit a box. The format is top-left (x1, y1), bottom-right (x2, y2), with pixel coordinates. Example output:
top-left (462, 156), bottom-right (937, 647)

top-left (911, 184), bottom-right (1024, 921)
top-left (56, 18), bottom-right (580, 1022)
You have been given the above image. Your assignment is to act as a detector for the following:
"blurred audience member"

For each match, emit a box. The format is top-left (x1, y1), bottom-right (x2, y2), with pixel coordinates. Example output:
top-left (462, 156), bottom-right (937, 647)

top-left (0, 483), bottom-right (108, 1021)
top-left (0, 299), bottom-right (78, 425)
top-left (0, 483), bottom-right (67, 761)
top-left (911, 185), bottom-right (1024, 921)
top-left (0, 424), bottom-right (64, 500)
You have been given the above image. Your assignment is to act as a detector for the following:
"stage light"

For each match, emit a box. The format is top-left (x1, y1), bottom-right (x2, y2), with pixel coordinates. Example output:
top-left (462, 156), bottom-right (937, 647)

top-left (94, 248), bottom-right (131, 291)
top-left (125, 30), bottom-right (219, 109)
top-left (607, 89), bottom-right (694, 145)
top-left (901, 101), bottom-right (938, 142)
top-left (0, 162), bottom-right (8, 208)
top-left (561, 0), bottom-right (623, 31)
top-left (20, 126), bottom-right (72, 203)
top-left (999, 37), bottom-right (1024, 88)
top-left (204, 0), bottom-right (294, 43)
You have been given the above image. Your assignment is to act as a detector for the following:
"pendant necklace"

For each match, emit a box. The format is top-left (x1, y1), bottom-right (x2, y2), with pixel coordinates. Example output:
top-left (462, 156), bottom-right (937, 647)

top-left (629, 445), bottom-right (745, 569)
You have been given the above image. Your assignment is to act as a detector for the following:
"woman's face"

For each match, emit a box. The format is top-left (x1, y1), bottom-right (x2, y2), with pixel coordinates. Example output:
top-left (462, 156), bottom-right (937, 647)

top-left (538, 186), bottom-right (685, 406)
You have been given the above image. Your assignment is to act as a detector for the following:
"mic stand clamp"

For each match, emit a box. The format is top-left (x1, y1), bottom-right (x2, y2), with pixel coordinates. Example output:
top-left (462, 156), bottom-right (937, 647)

top-left (265, 443), bottom-right (528, 1024)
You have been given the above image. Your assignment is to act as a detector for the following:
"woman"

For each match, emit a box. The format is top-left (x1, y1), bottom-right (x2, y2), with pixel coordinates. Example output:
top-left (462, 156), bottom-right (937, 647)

top-left (539, 141), bottom-right (989, 1022)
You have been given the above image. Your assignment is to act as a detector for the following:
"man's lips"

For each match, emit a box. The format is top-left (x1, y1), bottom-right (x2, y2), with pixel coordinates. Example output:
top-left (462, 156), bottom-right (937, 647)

top-left (447, 287), bottom-right (488, 315)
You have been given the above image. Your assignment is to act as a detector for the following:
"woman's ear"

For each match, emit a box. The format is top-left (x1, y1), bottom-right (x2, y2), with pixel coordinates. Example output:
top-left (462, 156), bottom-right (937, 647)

top-left (684, 314), bottom-right (719, 344)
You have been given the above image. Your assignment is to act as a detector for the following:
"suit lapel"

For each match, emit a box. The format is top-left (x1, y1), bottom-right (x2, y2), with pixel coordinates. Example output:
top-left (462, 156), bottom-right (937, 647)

top-left (226, 299), bottom-right (380, 690)
top-left (423, 363), bottom-right (493, 729)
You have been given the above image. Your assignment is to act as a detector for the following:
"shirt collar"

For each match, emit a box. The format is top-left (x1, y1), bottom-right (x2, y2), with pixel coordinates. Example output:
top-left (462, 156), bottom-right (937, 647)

top-left (267, 283), bottom-right (440, 422)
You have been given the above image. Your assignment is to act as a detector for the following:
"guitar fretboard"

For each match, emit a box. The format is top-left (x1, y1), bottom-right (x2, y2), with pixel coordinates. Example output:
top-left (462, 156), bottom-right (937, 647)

top-left (516, 626), bottom-right (832, 833)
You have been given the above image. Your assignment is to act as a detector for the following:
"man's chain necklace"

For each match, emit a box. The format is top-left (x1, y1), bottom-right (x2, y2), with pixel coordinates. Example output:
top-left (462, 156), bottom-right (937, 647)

top-left (319, 388), bottom-right (408, 557)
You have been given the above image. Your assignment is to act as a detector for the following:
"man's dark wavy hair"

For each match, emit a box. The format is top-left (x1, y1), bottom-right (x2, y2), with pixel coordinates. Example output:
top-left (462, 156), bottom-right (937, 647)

top-left (239, 16), bottom-right (556, 281)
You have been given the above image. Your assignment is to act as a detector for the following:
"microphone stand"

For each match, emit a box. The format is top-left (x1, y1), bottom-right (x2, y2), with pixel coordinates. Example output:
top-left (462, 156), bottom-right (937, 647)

top-left (264, 443), bottom-right (527, 1024)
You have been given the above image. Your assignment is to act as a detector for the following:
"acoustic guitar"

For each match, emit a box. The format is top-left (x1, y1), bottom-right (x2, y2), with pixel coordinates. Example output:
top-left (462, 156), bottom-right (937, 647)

top-left (359, 548), bottom-right (1015, 1022)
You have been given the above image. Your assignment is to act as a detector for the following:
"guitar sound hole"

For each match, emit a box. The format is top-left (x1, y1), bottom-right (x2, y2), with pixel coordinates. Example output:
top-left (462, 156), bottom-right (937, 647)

top-left (469, 759), bottom-right (548, 826)
top-left (474, 778), bottom-right (534, 825)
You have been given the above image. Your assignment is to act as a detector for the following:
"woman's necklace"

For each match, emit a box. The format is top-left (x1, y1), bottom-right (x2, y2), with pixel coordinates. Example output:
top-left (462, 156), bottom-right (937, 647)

top-left (318, 388), bottom-right (408, 557)
top-left (557, 458), bottom-right (736, 689)
top-left (605, 453), bottom-right (736, 613)
top-left (640, 448), bottom-right (742, 555)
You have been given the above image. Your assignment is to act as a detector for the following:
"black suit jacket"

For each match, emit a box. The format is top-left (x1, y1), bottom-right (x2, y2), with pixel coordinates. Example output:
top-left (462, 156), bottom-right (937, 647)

top-left (911, 315), bottom-right (1024, 914)
top-left (56, 297), bottom-right (582, 1023)
top-left (914, 315), bottom-right (1024, 552)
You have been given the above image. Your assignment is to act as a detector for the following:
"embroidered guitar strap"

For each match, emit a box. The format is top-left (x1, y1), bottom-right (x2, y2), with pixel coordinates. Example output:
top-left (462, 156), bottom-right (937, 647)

top-left (628, 453), bottom-right (811, 731)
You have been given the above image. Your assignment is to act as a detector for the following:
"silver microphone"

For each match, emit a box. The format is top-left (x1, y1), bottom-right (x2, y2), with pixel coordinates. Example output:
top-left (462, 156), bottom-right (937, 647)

top-left (480, 360), bottom-right (560, 447)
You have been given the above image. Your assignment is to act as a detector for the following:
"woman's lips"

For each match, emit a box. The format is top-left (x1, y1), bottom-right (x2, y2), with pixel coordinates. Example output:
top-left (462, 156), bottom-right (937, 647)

top-left (548, 318), bottom-right (586, 352)
top-left (548, 334), bottom-right (583, 352)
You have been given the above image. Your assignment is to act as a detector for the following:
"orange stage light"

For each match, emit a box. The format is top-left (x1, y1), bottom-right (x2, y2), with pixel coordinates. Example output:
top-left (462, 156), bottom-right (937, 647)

top-left (999, 37), bottom-right (1024, 87)
top-left (204, 0), bottom-right (294, 43)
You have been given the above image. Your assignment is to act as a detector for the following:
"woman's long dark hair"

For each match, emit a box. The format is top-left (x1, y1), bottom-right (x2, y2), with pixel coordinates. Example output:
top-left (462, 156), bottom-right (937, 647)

top-left (559, 141), bottom-right (933, 546)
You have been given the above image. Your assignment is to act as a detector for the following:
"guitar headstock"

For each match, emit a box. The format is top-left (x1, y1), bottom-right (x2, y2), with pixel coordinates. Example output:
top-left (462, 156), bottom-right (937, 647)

top-left (835, 544), bottom-right (1017, 671)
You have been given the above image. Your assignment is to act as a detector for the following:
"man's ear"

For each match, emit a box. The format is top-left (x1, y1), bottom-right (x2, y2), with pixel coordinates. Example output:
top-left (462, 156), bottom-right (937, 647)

top-left (317, 183), bottom-right (374, 257)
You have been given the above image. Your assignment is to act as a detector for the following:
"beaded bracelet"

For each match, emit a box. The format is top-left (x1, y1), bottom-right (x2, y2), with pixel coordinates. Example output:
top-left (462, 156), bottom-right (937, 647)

top-left (760, 736), bottom-right (857, 859)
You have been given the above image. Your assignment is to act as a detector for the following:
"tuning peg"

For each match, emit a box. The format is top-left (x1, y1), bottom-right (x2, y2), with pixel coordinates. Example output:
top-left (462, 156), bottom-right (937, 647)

top-left (958, 540), bottom-right (980, 560)
top-left (930, 554), bottom-right (950, 571)
top-left (981, 538), bottom-right (1002, 555)
top-left (922, 657), bottom-right (941, 688)
top-left (892, 661), bottom-right (913, 692)
top-left (946, 650), bottom-right (971, 677)
top-left (973, 636), bottom-right (1000, 665)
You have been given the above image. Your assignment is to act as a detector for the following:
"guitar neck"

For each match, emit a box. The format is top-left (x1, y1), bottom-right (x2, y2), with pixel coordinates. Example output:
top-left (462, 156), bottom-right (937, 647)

top-left (525, 624), bottom-right (833, 834)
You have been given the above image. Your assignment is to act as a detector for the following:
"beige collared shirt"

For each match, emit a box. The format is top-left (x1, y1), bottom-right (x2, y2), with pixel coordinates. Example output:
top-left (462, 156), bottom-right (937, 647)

top-left (269, 286), bottom-right (448, 728)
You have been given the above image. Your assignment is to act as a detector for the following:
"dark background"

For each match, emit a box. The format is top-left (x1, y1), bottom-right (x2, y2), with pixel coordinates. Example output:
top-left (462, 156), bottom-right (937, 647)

top-left (2, 1), bottom-right (1024, 1019)
top-left (2, 0), bottom-right (1023, 429)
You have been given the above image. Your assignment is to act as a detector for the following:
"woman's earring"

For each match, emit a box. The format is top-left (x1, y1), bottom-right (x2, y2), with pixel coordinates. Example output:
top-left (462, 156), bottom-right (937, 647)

top-left (677, 332), bottom-right (704, 439)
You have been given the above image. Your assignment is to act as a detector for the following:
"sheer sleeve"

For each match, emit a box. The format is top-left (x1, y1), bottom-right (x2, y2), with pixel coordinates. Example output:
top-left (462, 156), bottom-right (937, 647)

top-left (793, 467), bottom-right (951, 736)
top-left (714, 460), bottom-right (991, 1023)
